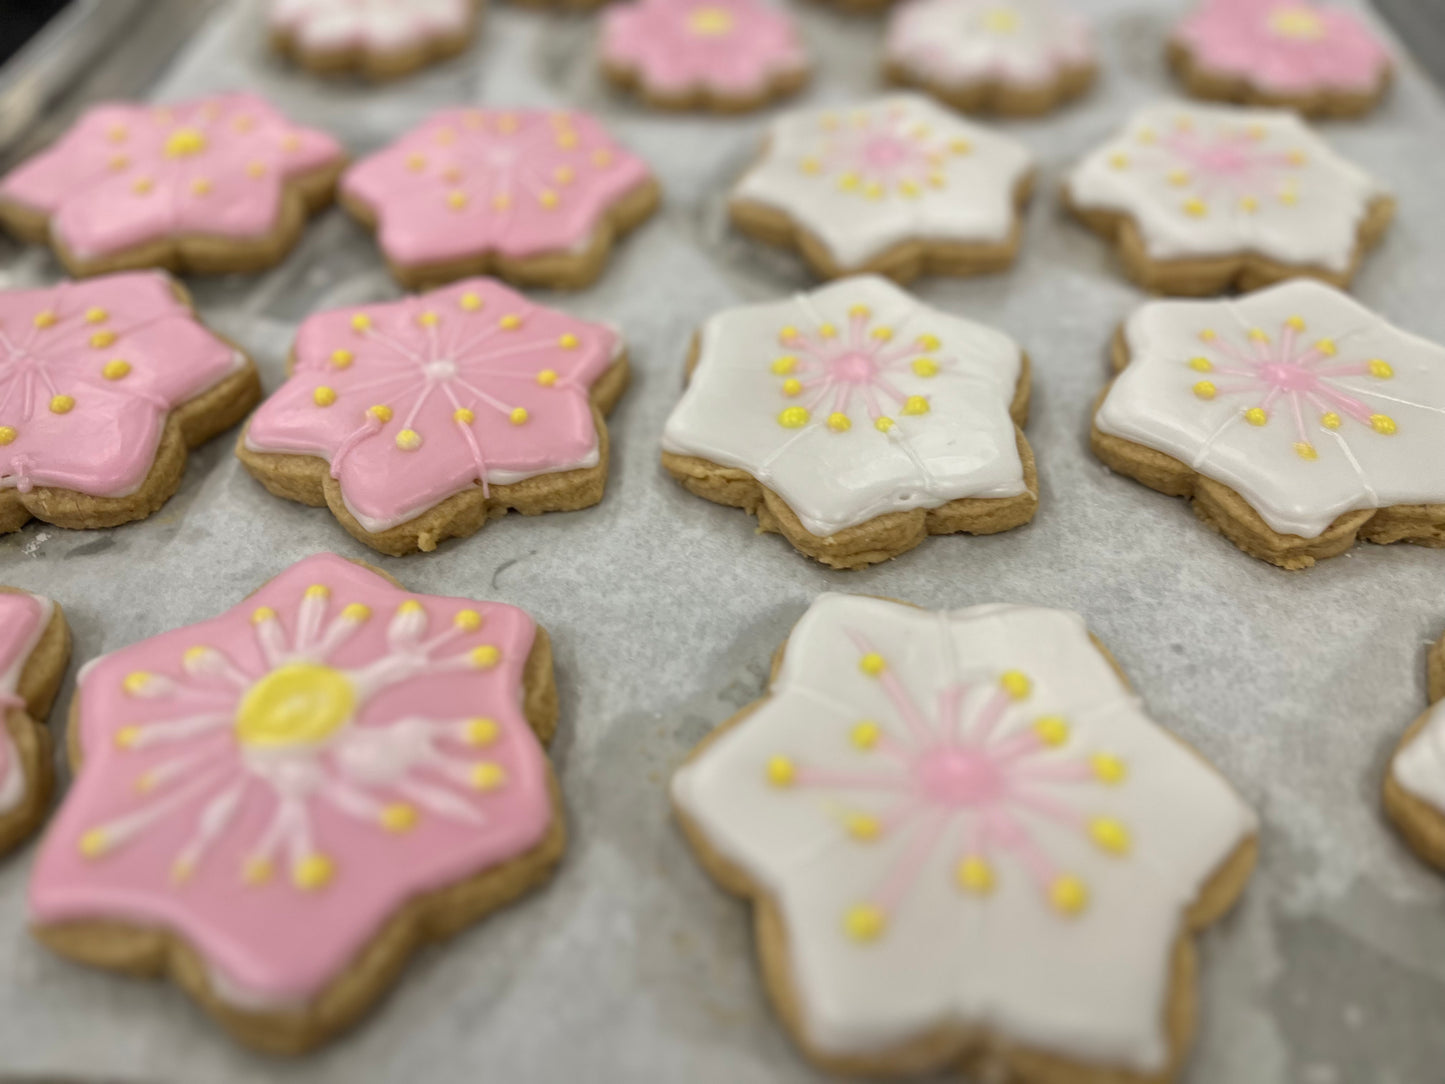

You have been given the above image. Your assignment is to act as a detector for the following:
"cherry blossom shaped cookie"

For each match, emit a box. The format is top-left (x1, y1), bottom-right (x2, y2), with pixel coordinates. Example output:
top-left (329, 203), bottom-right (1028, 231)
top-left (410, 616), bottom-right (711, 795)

top-left (0, 590), bottom-right (70, 857)
top-left (29, 553), bottom-right (565, 1054)
top-left (600, 0), bottom-right (809, 113)
top-left (0, 93), bottom-right (345, 278)
top-left (0, 272), bottom-right (260, 534)
top-left (1170, 0), bottom-right (1393, 118)
top-left (1386, 630), bottom-right (1445, 872)
top-left (238, 278), bottom-right (628, 555)
top-left (673, 594), bottom-right (1258, 1079)
top-left (1063, 102), bottom-right (1393, 296)
top-left (268, 0), bottom-right (484, 81)
top-left (341, 108), bottom-right (660, 291)
top-left (730, 94), bottom-right (1033, 283)
top-left (661, 275), bottom-right (1036, 569)
top-left (1093, 280), bottom-right (1445, 570)
top-left (884, 0), bottom-right (1096, 117)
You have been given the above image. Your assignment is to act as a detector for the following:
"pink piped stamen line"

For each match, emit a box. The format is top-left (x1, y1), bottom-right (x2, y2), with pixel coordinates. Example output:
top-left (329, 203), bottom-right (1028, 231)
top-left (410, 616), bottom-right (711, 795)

top-left (1288, 392), bottom-right (1311, 444)
top-left (1279, 324), bottom-right (1297, 362)
top-left (1312, 363), bottom-right (1375, 378)
top-left (992, 729), bottom-right (1045, 763)
top-left (1292, 347), bottom-right (1328, 369)
top-left (792, 767), bottom-right (911, 792)
top-left (870, 809), bottom-right (950, 914)
top-left (863, 386), bottom-right (884, 423)
top-left (1210, 338), bottom-right (1265, 370)
top-left (873, 375), bottom-right (908, 407)
top-left (967, 687), bottom-right (1012, 744)
top-left (938, 683), bottom-right (968, 744)
top-left (984, 808), bottom-right (1057, 889)
top-left (1011, 788), bottom-right (1085, 827)
top-left (848, 313), bottom-right (869, 350)
top-left (1015, 761), bottom-right (1096, 784)
top-left (1314, 385), bottom-right (1374, 423)
top-left (847, 630), bottom-right (934, 744)
top-left (329, 412), bottom-right (385, 479)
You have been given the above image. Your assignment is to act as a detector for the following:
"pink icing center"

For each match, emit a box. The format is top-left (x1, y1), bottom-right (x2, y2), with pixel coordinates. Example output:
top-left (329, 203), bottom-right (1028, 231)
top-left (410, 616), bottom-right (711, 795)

top-left (914, 746), bottom-right (1007, 806)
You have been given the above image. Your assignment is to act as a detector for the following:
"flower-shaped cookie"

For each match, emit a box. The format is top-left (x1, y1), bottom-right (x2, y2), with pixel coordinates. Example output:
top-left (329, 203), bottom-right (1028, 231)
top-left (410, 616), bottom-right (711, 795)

top-left (340, 108), bottom-right (659, 290)
top-left (1094, 280), bottom-right (1445, 569)
top-left (730, 94), bottom-right (1033, 282)
top-left (29, 553), bottom-right (564, 1053)
top-left (1170, 0), bottom-right (1392, 117)
top-left (661, 275), bottom-right (1035, 568)
top-left (0, 589), bottom-right (69, 857)
top-left (600, 0), bottom-right (809, 112)
top-left (884, 0), bottom-right (1096, 116)
top-left (1064, 102), bottom-right (1392, 295)
top-left (0, 93), bottom-right (345, 277)
top-left (268, 0), bottom-right (483, 80)
top-left (239, 278), bottom-right (627, 555)
top-left (673, 594), bottom-right (1258, 1078)
top-left (0, 272), bottom-right (259, 534)
top-left (1387, 629), bottom-right (1445, 872)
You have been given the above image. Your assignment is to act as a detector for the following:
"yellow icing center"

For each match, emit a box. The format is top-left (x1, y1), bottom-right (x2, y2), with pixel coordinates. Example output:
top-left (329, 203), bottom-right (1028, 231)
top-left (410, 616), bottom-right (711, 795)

top-left (235, 663), bottom-right (354, 748)
top-left (688, 7), bottom-right (734, 35)
top-left (164, 128), bottom-right (208, 158)
top-left (982, 8), bottom-right (1019, 33)
top-left (1269, 7), bottom-right (1325, 40)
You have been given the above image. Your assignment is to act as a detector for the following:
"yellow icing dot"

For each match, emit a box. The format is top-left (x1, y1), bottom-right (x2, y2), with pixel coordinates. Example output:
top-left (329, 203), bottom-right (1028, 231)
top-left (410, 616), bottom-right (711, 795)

top-left (837, 172), bottom-right (860, 192)
top-left (102, 360), bottom-right (130, 381)
top-left (782, 378), bottom-right (802, 397)
top-left (777, 406), bottom-right (810, 428)
top-left (251, 606), bottom-right (276, 624)
top-left (492, 193), bottom-right (511, 211)
top-left (902, 395), bottom-right (930, 416)
top-left (246, 161), bottom-right (266, 179)
top-left (554, 165), bottom-right (575, 185)
top-left (779, 326), bottom-right (799, 343)
top-left (84, 307), bottom-right (107, 324)
top-left (500, 314), bottom-right (523, 330)
top-left (538, 189), bottom-right (561, 209)
top-left (1314, 338), bottom-right (1337, 357)
top-left (827, 412), bottom-right (851, 432)
top-left (956, 856), bottom-right (994, 895)
top-left (819, 323), bottom-right (838, 339)
top-left (454, 609), bottom-right (483, 631)
top-left (1245, 407), bottom-right (1268, 426)
top-left (771, 355), bottom-right (797, 375)
top-left (447, 190), bottom-right (468, 210)
top-left (950, 138), bottom-right (971, 155)
top-left (244, 857), bottom-right (274, 885)
top-left (859, 653), bottom-right (886, 677)
top-left (555, 131), bottom-right (578, 150)
top-left (1050, 875), bottom-right (1089, 915)
top-left (313, 386), bottom-right (336, 407)
top-left (1188, 357), bottom-right (1213, 372)
top-left (1033, 715), bottom-right (1069, 746)
top-left (537, 369), bottom-right (558, 387)
top-left (190, 177), bottom-right (212, 196)
top-left (122, 671), bottom-right (151, 695)
top-left (467, 718), bottom-right (499, 746)
top-left (331, 348), bottom-right (354, 368)
top-left (916, 333), bottom-right (941, 351)
top-left (305, 584), bottom-right (330, 600)
top-left (912, 358), bottom-right (939, 377)
top-left (875, 416), bottom-right (895, 433)
top-left (1321, 411), bottom-right (1341, 430)
top-left (86, 330), bottom-right (116, 350)
top-left (0, 427), bottom-right (15, 445)
top-left (850, 721), bottom-right (880, 749)
top-left (558, 333), bottom-right (579, 349)
top-left (766, 755), bottom-right (795, 787)
top-left (845, 813), bottom-right (882, 841)
top-left (1198, 328), bottom-right (1217, 342)
top-left (454, 407), bottom-right (475, 424)
top-left (1280, 189), bottom-right (1299, 206)
top-left (163, 127), bottom-right (207, 158)
top-left (1000, 670), bottom-right (1031, 699)
top-left (471, 762), bottom-right (508, 791)
top-left (80, 829), bottom-right (109, 858)
top-left (114, 725), bottom-right (141, 750)
top-left (509, 407), bottom-right (529, 425)
top-left (293, 853), bottom-right (335, 891)
top-left (49, 395), bottom-right (74, 414)
top-left (1167, 168), bottom-right (1190, 187)
top-left (1371, 414), bottom-right (1397, 435)
top-left (380, 803), bottom-right (418, 832)
top-left (1286, 149), bottom-right (1309, 166)
top-left (395, 428), bottom-right (422, 451)
top-left (460, 292), bottom-right (482, 312)
top-left (1193, 381), bottom-right (1216, 400)
top-left (1285, 315), bottom-right (1306, 331)
top-left (1240, 196), bottom-right (1259, 213)
top-left (369, 404), bottom-right (393, 422)
top-left (863, 181), bottom-right (885, 200)
top-left (342, 603), bottom-right (371, 622)
top-left (1369, 359), bottom-right (1393, 379)
top-left (417, 310), bottom-right (439, 327)
top-left (131, 176), bottom-right (153, 195)
top-left (1109, 152), bottom-right (1129, 170)
top-left (1248, 328), bottom-right (1269, 342)
top-left (592, 148), bottom-right (613, 167)
top-left (397, 599), bottom-right (423, 614)
top-left (899, 180), bottom-right (921, 198)
top-left (1089, 817), bottom-right (1131, 854)
top-left (1294, 441), bottom-right (1318, 460)
top-left (843, 904), bottom-right (886, 941)
top-left (1091, 752), bottom-right (1126, 784)
top-left (848, 304), bottom-right (871, 319)
top-left (1183, 197), bottom-right (1207, 217)
top-left (107, 124), bottom-right (127, 143)
top-left (471, 644), bottom-right (501, 669)
top-left (32, 310), bottom-right (56, 329)
top-left (351, 314), bottom-right (372, 332)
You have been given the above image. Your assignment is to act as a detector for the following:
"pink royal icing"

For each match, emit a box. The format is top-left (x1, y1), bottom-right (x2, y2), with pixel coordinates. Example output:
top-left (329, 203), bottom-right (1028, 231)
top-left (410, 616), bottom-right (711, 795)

top-left (0, 272), bottom-right (245, 497)
top-left (0, 593), bottom-right (47, 816)
top-left (1174, 0), bottom-right (1391, 94)
top-left (601, 0), bottom-right (806, 99)
top-left (243, 278), bottom-right (618, 533)
top-left (341, 108), bottom-right (654, 269)
top-left (29, 553), bottom-right (554, 1007)
top-left (0, 93), bottom-right (344, 263)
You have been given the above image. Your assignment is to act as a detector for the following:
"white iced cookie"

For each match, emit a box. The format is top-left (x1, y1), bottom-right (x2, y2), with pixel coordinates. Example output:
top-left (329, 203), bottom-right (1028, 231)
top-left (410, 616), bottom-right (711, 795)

top-left (884, 0), bottom-right (1096, 116)
top-left (661, 275), bottom-right (1036, 568)
top-left (1064, 102), bottom-right (1393, 295)
top-left (1387, 631), bottom-right (1445, 873)
top-left (268, 0), bottom-right (481, 79)
top-left (673, 594), bottom-right (1258, 1079)
top-left (729, 94), bottom-right (1034, 282)
top-left (1094, 279), bottom-right (1445, 569)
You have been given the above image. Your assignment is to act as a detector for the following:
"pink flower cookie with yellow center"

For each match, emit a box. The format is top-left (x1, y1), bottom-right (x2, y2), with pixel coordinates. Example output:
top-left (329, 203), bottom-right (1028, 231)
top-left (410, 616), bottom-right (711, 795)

top-left (600, 0), bottom-right (809, 112)
top-left (1170, 0), bottom-right (1393, 117)
top-left (0, 589), bottom-right (70, 857)
top-left (238, 278), bottom-right (628, 555)
top-left (0, 271), bottom-right (260, 534)
top-left (340, 108), bottom-right (660, 291)
top-left (29, 553), bottom-right (565, 1054)
top-left (268, 0), bottom-right (484, 81)
top-left (0, 93), bottom-right (345, 278)
top-left (673, 594), bottom-right (1258, 1079)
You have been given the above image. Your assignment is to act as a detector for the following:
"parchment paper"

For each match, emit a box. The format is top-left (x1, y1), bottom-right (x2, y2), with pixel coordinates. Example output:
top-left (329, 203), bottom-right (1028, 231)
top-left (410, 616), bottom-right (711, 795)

top-left (2, 1), bottom-right (1445, 1081)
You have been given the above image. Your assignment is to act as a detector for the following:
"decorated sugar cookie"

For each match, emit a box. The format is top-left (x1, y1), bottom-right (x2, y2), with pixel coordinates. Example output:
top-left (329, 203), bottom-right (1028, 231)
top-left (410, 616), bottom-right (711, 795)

top-left (729, 94), bottom-right (1033, 283)
top-left (239, 278), bottom-right (627, 555)
top-left (661, 275), bottom-right (1035, 568)
top-left (340, 108), bottom-right (659, 291)
top-left (0, 93), bottom-right (345, 278)
top-left (673, 594), bottom-right (1258, 1079)
top-left (1093, 279), bottom-right (1445, 569)
top-left (1387, 630), bottom-right (1445, 872)
top-left (884, 0), bottom-right (1096, 116)
top-left (268, 0), bottom-right (484, 80)
top-left (1170, 0), bottom-right (1392, 118)
top-left (0, 590), bottom-right (70, 857)
top-left (1064, 102), bottom-right (1393, 296)
top-left (600, 0), bottom-right (809, 112)
top-left (0, 272), bottom-right (260, 534)
top-left (29, 553), bottom-right (565, 1054)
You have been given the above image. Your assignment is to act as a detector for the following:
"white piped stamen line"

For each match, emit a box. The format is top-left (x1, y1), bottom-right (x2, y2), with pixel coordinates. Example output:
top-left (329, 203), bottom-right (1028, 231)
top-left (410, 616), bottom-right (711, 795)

top-left (440, 383), bottom-right (490, 496)
top-left (83, 764), bottom-right (230, 854)
top-left (171, 779), bottom-right (248, 880)
top-left (118, 711), bottom-right (233, 750)
top-left (1322, 425), bottom-right (1379, 505)
top-left (253, 611), bottom-right (288, 669)
top-left (450, 376), bottom-right (524, 420)
top-left (329, 411), bottom-right (386, 479)
top-left (311, 609), bottom-right (368, 660)
top-left (293, 589), bottom-right (329, 655)
top-left (398, 777), bottom-right (486, 824)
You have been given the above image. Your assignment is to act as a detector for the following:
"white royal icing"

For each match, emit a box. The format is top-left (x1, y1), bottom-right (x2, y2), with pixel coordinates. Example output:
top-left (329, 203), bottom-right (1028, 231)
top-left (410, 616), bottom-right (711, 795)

top-left (0, 592), bottom-right (53, 816)
top-left (1393, 698), bottom-right (1445, 813)
top-left (268, 0), bottom-right (473, 53)
top-left (730, 94), bottom-right (1033, 270)
top-left (661, 275), bottom-right (1027, 537)
top-left (1065, 102), bottom-right (1388, 273)
top-left (1096, 279), bottom-right (1445, 540)
top-left (673, 594), bottom-right (1257, 1072)
top-left (885, 0), bottom-right (1093, 90)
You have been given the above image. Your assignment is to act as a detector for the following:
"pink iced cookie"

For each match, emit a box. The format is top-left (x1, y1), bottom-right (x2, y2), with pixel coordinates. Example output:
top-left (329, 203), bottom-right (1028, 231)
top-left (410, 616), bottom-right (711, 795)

top-left (0, 271), bottom-right (260, 534)
top-left (268, 0), bottom-right (483, 80)
top-left (0, 93), bottom-right (345, 276)
top-left (238, 278), bottom-right (629, 555)
top-left (340, 107), bottom-right (660, 290)
top-left (1170, 0), bottom-right (1393, 117)
top-left (29, 552), bottom-right (566, 1054)
top-left (601, 0), bottom-right (809, 112)
top-left (0, 589), bottom-right (69, 857)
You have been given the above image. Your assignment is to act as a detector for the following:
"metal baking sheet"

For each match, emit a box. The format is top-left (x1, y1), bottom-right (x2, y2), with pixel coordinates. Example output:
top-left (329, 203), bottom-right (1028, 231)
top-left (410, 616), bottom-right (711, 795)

top-left (2, 1), bottom-right (1445, 1081)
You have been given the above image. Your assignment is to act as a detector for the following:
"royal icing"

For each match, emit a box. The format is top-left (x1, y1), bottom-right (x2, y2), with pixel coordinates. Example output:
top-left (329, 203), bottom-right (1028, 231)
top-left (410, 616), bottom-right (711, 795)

top-left (29, 553), bottom-right (553, 1008)
top-left (1066, 102), bottom-right (1387, 274)
top-left (0, 592), bottom-right (53, 817)
top-left (601, 0), bottom-right (807, 101)
top-left (1392, 700), bottom-right (1445, 814)
top-left (0, 272), bottom-right (246, 499)
top-left (661, 275), bottom-right (1026, 538)
top-left (269, 0), bottom-right (474, 55)
top-left (0, 93), bottom-right (343, 263)
top-left (244, 278), bottom-right (619, 535)
top-left (1096, 279), bottom-right (1445, 540)
top-left (341, 108), bottom-right (654, 271)
top-left (885, 0), bottom-right (1093, 91)
top-left (673, 594), bottom-right (1257, 1070)
top-left (1173, 0), bottom-right (1391, 95)
top-left (731, 94), bottom-right (1033, 271)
